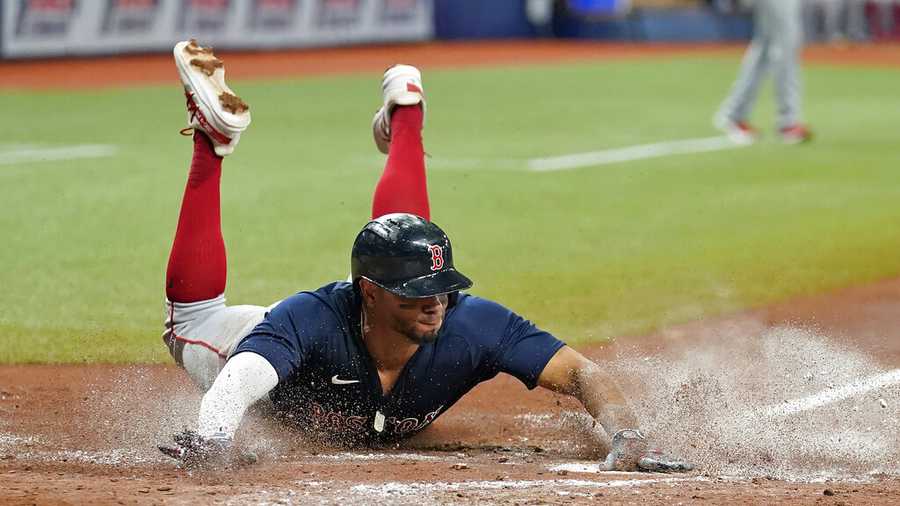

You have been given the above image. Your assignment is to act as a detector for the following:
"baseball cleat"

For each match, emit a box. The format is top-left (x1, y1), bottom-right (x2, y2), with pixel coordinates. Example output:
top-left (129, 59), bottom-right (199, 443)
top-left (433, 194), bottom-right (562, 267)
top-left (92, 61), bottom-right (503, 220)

top-left (714, 115), bottom-right (759, 145)
top-left (372, 64), bottom-right (425, 154)
top-left (174, 39), bottom-right (250, 157)
top-left (779, 124), bottom-right (813, 145)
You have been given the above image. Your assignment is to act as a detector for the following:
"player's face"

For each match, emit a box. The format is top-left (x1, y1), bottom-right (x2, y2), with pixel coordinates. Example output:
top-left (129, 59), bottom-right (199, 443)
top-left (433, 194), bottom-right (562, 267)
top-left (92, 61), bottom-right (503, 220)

top-left (383, 291), bottom-right (449, 344)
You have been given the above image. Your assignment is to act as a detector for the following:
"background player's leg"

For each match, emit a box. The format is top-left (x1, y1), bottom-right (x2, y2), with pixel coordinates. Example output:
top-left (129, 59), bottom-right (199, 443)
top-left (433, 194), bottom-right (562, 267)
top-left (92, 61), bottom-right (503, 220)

top-left (716, 39), bottom-right (770, 124)
top-left (371, 105), bottom-right (430, 220)
top-left (166, 132), bottom-right (227, 303)
top-left (770, 0), bottom-right (805, 130)
top-left (716, 0), bottom-right (777, 126)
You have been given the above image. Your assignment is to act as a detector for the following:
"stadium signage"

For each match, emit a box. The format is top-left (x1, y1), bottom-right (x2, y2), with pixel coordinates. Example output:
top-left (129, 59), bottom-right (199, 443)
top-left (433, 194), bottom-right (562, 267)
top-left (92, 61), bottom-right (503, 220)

top-left (1, 0), bottom-right (433, 58)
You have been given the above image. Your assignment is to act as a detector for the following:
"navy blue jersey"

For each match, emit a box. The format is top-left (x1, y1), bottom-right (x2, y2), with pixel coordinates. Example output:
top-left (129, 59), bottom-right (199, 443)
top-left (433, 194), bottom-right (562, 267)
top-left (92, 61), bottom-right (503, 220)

top-left (233, 282), bottom-right (565, 443)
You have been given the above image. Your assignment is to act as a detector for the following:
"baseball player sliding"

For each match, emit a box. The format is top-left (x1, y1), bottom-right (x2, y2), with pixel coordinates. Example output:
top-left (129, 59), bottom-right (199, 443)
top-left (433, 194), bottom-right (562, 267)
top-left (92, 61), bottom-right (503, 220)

top-left (159, 39), bottom-right (691, 472)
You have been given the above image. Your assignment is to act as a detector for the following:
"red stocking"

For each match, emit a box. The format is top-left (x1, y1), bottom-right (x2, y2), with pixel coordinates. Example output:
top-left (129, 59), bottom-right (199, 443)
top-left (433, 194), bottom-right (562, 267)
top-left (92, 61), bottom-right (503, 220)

top-left (165, 133), bottom-right (227, 303)
top-left (371, 105), bottom-right (430, 220)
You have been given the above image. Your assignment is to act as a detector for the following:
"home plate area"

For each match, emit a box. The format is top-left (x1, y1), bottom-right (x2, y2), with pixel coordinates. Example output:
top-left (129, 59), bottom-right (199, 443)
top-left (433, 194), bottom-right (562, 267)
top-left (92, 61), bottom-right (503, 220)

top-left (1, 353), bottom-right (899, 505)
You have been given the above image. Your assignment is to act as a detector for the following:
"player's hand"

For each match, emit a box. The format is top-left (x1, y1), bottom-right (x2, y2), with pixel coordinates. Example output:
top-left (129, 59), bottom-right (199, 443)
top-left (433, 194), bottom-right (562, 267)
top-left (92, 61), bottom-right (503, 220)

top-left (600, 429), bottom-right (693, 473)
top-left (158, 430), bottom-right (257, 469)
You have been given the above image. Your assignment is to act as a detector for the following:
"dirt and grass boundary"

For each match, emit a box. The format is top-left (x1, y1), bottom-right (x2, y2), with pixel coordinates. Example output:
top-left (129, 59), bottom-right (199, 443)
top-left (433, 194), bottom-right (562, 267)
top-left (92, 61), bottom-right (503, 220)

top-left (2, 40), bottom-right (899, 504)
top-left (0, 41), bottom-right (897, 91)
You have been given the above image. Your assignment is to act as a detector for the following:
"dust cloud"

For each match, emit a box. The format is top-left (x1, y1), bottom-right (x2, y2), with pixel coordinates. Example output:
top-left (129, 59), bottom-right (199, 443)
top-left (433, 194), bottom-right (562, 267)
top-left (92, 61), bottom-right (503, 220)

top-left (67, 327), bottom-right (900, 478)
top-left (613, 326), bottom-right (900, 480)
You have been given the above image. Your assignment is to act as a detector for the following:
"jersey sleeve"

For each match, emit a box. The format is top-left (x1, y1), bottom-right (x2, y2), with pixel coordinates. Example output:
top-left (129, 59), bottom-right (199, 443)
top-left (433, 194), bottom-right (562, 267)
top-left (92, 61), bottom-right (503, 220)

top-left (458, 296), bottom-right (565, 390)
top-left (494, 309), bottom-right (566, 389)
top-left (231, 292), bottom-right (329, 382)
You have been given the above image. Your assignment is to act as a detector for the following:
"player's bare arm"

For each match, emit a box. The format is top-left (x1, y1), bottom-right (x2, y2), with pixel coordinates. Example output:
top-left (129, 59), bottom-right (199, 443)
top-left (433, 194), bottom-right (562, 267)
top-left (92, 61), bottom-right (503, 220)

top-left (538, 346), bottom-right (638, 434)
top-left (538, 346), bottom-right (692, 472)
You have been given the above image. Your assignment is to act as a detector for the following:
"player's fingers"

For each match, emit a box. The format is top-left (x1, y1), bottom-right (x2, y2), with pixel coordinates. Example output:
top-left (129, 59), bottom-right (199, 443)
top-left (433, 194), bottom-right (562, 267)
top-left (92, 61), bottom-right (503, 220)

top-left (233, 449), bottom-right (258, 467)
top-left (599, 452), bottom-right (617, 471)
top-left (158, 445), bottom-right (185, 461)
top-left (599, 451), bottom-right (644, 472)
top-left (173, 430), bottom-right (200, 447)
top-left (638, 455), bottom-right (694, 473)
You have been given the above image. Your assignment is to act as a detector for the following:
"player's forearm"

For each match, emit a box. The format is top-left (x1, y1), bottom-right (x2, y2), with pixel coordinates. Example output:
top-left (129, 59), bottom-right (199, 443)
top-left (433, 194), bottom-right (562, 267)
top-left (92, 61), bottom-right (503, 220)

top-left (572, 362), bottom-right (640, 437)
top-left (197, 352), bottom-right (278, 439)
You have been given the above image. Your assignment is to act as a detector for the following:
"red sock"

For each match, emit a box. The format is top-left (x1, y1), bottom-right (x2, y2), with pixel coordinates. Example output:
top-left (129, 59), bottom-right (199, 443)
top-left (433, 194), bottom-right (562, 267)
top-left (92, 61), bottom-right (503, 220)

top-left (165, 132), bottom-right (227, 303)
top-left (371, 105), bottom-right (430, 220)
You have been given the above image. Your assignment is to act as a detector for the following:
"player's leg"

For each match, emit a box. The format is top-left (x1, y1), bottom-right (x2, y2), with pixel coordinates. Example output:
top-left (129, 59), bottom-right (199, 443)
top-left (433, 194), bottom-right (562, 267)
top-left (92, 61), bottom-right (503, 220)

top-left (164, 40), bottom-right (265, 390)
top-left (370, 65), bottom-right (430, 220)
top-left (719, 39), bottom-right (770, 119)
top-left (714, 1), bottom-right (775, 143)
top-left (770, 0), bottom-right (813, 143)
top-left (165, 131), bottom-right (227, 305)
top-left (166, 39), bottom-right (250, 303)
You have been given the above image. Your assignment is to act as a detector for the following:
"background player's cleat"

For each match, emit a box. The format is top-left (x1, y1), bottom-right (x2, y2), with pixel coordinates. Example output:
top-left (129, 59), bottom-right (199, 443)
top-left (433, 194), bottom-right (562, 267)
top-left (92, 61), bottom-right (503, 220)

top-left (779, 124), bottom-right (813, 145)
top-left (372, 64), bottom-right (425, 154)
top-left (174, 39), bottom-right (251, 157)
top-left (714, 115), bottom-right (759, 145)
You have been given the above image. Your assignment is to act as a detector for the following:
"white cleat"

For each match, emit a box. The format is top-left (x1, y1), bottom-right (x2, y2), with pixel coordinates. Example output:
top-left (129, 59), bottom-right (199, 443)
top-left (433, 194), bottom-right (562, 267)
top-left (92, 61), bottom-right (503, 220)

top-left (372, 64), bottom-right (425, 154)
top-left (173, 39), bottom-right (250, 157)
top-left (713, 114), bottom-right (759, 146)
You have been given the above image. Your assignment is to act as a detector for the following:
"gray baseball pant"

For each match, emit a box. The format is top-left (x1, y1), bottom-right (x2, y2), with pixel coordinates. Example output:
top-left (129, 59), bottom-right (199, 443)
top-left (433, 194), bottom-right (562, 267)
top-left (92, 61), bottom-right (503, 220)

top-left (718, 0), bottom-right (805, 129)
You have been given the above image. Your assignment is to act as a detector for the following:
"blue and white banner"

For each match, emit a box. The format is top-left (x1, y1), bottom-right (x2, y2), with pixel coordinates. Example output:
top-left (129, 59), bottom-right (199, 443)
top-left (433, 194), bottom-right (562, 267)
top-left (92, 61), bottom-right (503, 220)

top-left (1, 0), bottom-right (433, 58)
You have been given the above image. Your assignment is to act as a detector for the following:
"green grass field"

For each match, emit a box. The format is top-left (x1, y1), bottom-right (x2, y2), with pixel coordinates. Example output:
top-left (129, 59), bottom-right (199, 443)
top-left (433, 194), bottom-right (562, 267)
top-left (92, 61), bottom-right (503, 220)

top-left (2, 55), bottom-right (899, 363)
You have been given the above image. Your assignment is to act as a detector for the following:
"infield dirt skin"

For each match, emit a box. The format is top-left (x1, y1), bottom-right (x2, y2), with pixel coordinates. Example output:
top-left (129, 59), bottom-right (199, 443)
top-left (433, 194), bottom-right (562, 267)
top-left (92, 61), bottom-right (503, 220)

top-left (2, 42), bottom-right (899, 504)
top-left (3, 276), bottom-right (900, 503)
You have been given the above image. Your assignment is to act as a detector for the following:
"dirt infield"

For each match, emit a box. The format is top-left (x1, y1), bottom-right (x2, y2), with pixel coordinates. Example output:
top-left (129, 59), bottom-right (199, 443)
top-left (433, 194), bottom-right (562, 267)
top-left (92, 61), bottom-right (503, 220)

top-left (3, 277), bottom-right (900, 504)
top-left (0, 41), bottom-right (897, 91)
top-left (3, 41), bottom-right (900, 503)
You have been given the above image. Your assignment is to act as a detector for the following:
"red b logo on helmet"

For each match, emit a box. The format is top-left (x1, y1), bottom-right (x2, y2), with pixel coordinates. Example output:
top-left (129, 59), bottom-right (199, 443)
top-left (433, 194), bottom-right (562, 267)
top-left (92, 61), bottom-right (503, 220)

top-left (428, 245), bottom-right (444, 271)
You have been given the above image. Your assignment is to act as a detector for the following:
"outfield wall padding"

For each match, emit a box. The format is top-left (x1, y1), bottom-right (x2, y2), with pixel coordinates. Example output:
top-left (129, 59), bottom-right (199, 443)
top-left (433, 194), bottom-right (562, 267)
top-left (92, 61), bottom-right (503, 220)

top-left (1, 0), bottom-right (433, 59)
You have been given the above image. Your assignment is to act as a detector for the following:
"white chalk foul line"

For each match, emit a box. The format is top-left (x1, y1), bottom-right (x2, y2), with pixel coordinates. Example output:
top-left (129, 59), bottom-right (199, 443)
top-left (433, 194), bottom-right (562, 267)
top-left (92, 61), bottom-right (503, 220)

top-left (348, 476), bottom-right (709, 496)
top-left (549, 462), bottom-right (606, 473)
top-left (528, 135), bottom-right (745, 172)
top-left (317, 452), bottom-right (439, 462)
top-left (761, 369), bottom-right (900, 418)
top-left (0, 144), bottom-right (118, 165)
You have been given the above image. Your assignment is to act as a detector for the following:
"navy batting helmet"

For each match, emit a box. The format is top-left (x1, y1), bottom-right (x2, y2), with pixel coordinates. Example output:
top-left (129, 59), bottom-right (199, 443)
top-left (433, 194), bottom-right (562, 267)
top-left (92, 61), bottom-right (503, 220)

top-left (351, 213), bottom-right (473, 298)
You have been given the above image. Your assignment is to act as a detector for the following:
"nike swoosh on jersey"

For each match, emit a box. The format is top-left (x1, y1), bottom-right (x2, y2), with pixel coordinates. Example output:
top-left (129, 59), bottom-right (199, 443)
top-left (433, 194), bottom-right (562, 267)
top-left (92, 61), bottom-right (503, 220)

top-left (331, 374), bottom-right (361, 385)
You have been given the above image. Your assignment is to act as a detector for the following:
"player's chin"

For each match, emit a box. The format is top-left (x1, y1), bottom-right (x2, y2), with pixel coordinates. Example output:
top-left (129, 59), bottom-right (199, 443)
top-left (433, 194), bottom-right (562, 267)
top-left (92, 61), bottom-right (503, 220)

top-left (410, 321), bottom-right (442, 343)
